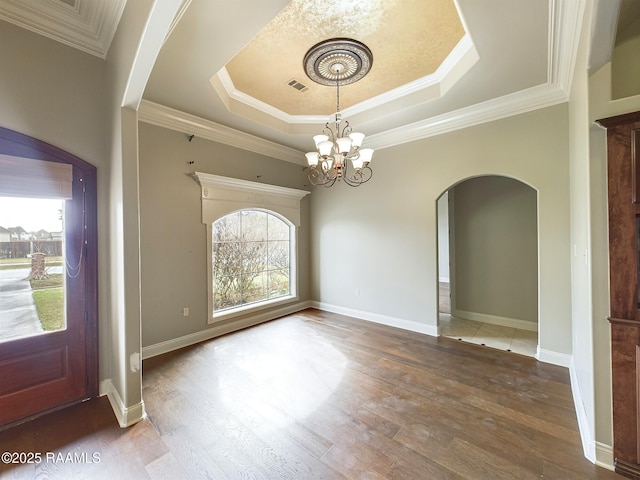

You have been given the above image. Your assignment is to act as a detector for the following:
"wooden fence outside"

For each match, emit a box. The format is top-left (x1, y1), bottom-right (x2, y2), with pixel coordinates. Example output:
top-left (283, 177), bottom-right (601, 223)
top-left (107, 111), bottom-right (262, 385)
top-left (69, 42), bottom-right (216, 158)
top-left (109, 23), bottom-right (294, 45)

top-left (0, 240), bottom-right (63, 259)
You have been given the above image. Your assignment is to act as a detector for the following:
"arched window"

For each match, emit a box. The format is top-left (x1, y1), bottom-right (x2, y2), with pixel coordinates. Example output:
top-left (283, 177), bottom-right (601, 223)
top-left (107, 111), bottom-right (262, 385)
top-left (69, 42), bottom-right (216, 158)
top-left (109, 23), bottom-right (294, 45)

top-left (194, 172), bottom-right (309, 323)
top-left (212, 210), bottom-right (292, 312)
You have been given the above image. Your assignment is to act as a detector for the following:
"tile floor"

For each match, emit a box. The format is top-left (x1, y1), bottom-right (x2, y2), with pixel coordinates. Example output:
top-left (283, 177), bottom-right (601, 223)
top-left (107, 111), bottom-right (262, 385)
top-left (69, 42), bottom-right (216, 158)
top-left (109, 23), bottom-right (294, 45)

top-left (439, 313), bottom-right (538, 357)
top-left (438, 282), bottom-right (538, 357)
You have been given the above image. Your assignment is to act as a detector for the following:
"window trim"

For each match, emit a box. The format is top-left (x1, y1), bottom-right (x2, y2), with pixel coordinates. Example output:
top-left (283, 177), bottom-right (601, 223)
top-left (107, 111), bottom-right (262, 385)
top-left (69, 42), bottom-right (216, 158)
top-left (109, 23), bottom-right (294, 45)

top-left (193, 172), bottom-right (309, 324)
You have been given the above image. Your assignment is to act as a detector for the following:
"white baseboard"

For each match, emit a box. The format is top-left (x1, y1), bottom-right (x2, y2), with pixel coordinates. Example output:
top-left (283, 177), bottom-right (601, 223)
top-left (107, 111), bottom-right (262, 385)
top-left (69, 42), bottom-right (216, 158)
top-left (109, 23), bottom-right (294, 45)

top-left (595, 442), bottom-right (615, 471)
top-left (569, 360), bottom-right (595, 463)
top-left (452, 309), bottom-right (538, 332)
top-left (536, 346), bottom-right (571, 368)
top-left (567, 359), bottom-right (615, 471)
top-left (99, 378), bottom-right (146, 428)
top-left (142, 300), bottom-right (312, 360)
top-left (310, 301), bottom-right (438, 337)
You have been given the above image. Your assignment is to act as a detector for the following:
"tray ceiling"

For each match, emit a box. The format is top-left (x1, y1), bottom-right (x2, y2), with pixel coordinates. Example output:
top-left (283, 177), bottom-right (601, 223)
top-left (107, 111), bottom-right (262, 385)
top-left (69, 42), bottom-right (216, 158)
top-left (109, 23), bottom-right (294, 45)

top-left (1, 0), bottom-right (617, 165)
top-left (221, 0), bottom-right (466, 116)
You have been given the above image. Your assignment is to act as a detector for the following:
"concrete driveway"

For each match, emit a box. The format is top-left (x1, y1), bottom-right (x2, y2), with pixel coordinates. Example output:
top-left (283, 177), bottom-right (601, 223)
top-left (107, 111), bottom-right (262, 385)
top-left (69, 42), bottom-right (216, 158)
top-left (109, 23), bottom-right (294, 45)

top-left (0, 267), bottom-right (43, 341)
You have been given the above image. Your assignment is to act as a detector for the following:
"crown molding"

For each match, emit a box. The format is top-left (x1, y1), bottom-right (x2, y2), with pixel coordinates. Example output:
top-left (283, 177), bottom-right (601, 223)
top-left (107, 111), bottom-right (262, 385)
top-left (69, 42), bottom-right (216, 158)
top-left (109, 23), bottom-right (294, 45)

top-left (366, 82), bottom-right (568, 150)
top-left (163, 0), bottom-right (192, 45)
top-left (363, 0), bottom-right (577, 150)
top-left (210, 35), bottom-right (477, 134)
top-left (210, 70), bottom-right (326, 137)
top-left (345, 35), bottom-right (478, 118)
top-left (549, 0), bottom-right (586, 94)
top-left (140, 80), bottom-right (568, 160)
top-left (0, 0), bottom-right (126, 59)
top-left (138, 100), bottom-right (305, 165)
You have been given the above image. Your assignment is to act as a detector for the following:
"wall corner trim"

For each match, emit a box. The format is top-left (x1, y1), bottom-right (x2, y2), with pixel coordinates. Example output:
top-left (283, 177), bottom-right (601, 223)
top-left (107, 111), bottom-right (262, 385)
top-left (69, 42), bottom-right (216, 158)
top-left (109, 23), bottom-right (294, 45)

top-left (99, 379), bottom-right (146, 428)
top-left (567, 357), bottom-right (615, 471)
top-left (569, 358), bottom-right (596, 464)
top-left (535, 347), bottom-right (572, 367)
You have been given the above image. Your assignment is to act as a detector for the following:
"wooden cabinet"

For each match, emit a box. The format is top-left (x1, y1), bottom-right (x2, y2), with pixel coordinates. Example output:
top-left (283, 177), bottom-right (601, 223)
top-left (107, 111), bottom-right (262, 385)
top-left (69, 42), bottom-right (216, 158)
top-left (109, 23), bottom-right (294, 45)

top-left (597, 111), bottom-right (640, 479)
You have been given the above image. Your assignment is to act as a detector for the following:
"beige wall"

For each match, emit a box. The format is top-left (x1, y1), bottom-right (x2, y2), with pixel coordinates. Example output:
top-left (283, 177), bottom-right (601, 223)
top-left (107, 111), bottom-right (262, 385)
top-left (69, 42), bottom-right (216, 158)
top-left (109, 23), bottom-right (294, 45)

top-left (0, 22), bottom-right (106, 164)
top-left (452, 176), bottom-right (538, 325)
top-left (612, 14), bottom-right (640, 100)
top-left (310, 103), bottom-right (571, 358)
top-left (137, 123), bottom-right (311, 348)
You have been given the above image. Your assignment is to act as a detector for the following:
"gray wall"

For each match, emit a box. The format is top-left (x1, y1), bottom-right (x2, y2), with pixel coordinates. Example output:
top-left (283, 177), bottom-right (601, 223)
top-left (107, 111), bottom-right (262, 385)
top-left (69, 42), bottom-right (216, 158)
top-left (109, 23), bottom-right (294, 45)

top-left (138, 122), bottom-right (310, 348)
top-left (310, 104), bottom-right (571, 357)
top-left (452, 176), bottom-right (538, 324)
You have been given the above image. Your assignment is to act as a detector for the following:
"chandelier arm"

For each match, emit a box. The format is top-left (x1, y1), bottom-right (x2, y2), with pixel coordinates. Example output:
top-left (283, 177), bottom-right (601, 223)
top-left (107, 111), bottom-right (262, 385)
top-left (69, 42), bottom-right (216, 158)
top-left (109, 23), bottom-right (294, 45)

top-left (342, 175), bottom-right (362, 187)
top-left (360, 165), bottom-right (373, 183)
top-left (341, 160), bottom-right (359, 187)
top-left (325, 177), bottom-right (337, 188)
top-left (340, 121), bottom-right (352, 139)
top-left (308, 169), bottom-right (334, 186)
top-left (323, 123), bottom-right (336, 143)
top-left (342, 164), bottom-right (373, 187)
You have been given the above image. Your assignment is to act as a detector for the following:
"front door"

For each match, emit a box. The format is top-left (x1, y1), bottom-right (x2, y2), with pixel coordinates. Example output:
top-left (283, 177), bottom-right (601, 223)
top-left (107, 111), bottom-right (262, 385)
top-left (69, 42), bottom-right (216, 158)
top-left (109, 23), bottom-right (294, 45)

top-left (0, 127), bottom-right (97, 426)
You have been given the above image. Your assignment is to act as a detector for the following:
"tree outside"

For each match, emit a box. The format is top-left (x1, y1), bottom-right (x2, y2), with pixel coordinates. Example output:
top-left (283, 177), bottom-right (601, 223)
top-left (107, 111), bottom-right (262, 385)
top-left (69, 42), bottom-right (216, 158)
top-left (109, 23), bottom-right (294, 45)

top-left (213, 210), bottom-right (290, 312)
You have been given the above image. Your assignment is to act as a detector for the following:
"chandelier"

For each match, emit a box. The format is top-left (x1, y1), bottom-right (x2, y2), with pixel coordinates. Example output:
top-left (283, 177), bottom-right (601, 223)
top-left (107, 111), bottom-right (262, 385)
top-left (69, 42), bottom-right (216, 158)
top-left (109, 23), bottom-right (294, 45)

top-left (303, 39), bottom-right (374, 187)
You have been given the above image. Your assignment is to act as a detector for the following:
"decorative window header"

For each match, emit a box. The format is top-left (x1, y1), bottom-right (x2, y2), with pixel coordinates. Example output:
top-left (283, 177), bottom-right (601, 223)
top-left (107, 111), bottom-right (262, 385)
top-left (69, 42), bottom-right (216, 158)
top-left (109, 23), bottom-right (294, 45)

top-left (193, 172), bottom-right (309, 226)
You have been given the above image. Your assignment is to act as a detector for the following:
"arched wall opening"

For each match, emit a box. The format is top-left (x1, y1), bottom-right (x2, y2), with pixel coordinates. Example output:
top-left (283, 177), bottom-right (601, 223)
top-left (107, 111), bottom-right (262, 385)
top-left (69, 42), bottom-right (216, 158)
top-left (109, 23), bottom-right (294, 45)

top-left (437, 174), bottom-right (539, 357)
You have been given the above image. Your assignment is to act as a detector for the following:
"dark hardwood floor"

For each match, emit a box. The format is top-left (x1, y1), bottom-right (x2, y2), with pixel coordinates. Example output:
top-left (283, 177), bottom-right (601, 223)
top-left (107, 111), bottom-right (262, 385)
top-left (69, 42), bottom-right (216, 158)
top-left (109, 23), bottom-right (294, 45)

top-left (0, 309), bottom-right (625, 479)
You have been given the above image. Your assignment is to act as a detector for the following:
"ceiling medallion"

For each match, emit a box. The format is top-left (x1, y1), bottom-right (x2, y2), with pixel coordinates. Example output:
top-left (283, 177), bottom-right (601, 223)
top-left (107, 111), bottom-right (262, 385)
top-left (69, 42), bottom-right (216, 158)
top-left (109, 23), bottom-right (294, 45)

top-left (303, 39), bottom-right (374, 188)
top-left (303, 38), bottom-right (373, 86)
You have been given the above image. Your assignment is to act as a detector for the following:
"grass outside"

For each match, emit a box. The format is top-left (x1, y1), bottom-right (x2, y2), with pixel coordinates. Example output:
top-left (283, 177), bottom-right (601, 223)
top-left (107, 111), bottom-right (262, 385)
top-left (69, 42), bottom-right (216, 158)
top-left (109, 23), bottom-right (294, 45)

top-left (0, 257), bottom-right (63, 270)
top-left (30, 274), bottom-right (64, 331)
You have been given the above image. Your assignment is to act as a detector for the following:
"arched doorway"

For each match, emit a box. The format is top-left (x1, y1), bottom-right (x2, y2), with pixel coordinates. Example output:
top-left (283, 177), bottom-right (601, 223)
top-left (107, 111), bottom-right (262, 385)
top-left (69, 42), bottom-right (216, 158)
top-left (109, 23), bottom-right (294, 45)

top-left (437, 175), bottom-right (538, 356)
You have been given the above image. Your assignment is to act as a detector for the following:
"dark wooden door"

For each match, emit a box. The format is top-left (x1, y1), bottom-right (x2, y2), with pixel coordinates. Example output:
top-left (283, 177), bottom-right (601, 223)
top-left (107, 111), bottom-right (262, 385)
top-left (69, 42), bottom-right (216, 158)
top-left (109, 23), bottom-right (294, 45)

top-left (0, 127), bottom-right (97, 427)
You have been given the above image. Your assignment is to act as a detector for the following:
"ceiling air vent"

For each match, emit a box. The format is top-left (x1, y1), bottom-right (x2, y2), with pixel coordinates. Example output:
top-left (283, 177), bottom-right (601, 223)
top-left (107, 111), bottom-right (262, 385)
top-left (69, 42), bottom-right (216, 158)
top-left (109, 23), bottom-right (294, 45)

top-left (287, 79), bottom-right (308, 92)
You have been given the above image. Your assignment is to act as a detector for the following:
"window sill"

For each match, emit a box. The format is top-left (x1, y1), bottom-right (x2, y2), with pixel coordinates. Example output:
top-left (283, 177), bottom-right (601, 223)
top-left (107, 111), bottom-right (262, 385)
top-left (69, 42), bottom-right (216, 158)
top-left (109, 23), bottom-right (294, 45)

top-left (209, 295), bottom-right (298, 324)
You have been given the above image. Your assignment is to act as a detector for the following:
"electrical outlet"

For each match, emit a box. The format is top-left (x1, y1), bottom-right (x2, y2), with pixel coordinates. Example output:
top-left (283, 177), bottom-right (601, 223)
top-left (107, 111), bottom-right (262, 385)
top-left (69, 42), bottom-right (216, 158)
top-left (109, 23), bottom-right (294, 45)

top-left (355, 288), bottom-right (360, 296)
top-left (183, 307), bottom-right (189, 316)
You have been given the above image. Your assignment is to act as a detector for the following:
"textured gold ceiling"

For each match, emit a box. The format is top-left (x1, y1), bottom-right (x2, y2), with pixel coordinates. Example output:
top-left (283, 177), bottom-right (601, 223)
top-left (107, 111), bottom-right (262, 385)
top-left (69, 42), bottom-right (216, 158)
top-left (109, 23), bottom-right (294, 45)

top-left (223, 0), bottom-right (465, 116)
